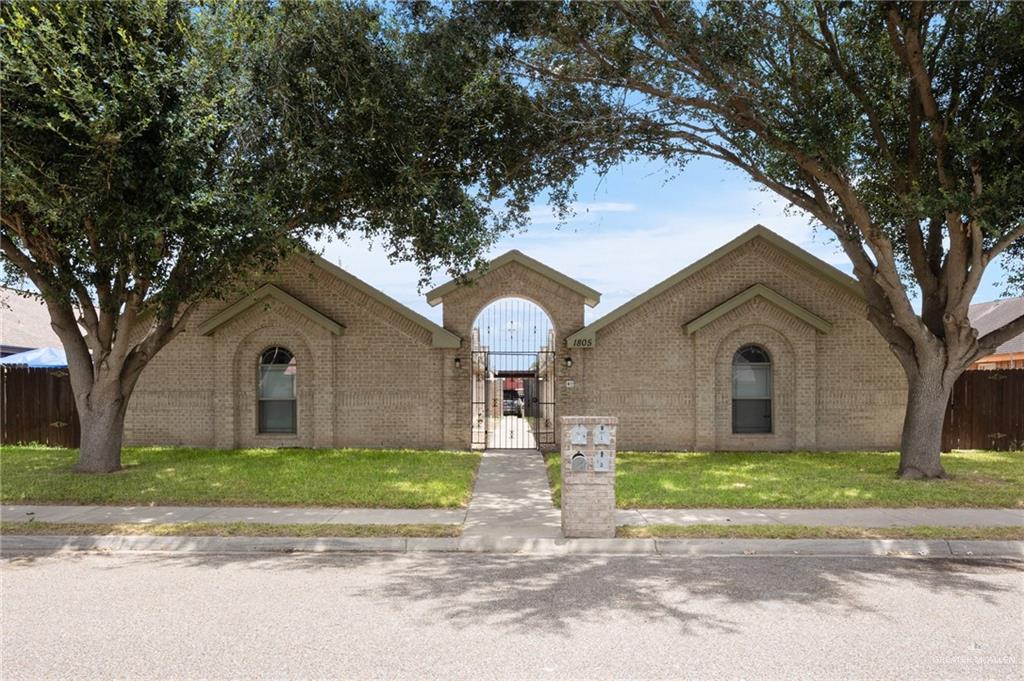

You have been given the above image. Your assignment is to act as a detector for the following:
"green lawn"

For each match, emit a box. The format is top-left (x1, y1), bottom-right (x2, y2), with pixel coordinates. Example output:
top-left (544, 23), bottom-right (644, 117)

top-left (546, 450), bottom-right (1024, 508)
top-left (0, 446), bottom-right (480, 508)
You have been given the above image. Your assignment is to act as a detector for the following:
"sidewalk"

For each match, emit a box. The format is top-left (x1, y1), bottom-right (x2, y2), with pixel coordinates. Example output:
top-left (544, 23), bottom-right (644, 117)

top-left (617, 507), bottom-right (1024, 528)
top-left (1, 504), bottom-right (465, 526)
top-left (461, 449), bottom-right (562, 538)
top-left (4, 504), bottom-right (1020, 529)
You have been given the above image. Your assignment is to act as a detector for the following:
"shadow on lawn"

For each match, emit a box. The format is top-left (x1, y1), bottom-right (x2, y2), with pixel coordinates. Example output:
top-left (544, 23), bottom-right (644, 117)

top-left (4, 550), bottom-right (1019, 638)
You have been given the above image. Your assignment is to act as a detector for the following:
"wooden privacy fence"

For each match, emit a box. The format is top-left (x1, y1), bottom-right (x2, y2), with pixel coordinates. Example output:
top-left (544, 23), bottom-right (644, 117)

top-left (943, 368), bottom-right (1024, 451)
top-left (1, 366), bottom-right (80, 448)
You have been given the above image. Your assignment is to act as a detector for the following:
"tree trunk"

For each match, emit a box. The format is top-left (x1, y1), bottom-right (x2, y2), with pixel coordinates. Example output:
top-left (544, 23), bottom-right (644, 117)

top-left (73, 385), bottom-right (129, 474)
top-left (897, 366), bottom-right (955, 479)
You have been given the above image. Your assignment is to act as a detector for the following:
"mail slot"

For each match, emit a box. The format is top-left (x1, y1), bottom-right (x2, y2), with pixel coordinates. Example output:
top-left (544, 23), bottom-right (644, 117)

top-left (570, 451), bottom-right (588, 472)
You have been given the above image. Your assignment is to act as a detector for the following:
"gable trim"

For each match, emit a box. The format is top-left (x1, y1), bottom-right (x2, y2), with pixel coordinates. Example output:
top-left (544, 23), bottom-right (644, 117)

top-left (685, 284), bottom-right (833, 335)
top-left (566, 225), bottom-right (857, 347)
top-left (198, 284), bottom-right (345, 337)
top-left (425, 250), bottom-right (601, 308)
top-left (307, 255), bottom-right (462, 349)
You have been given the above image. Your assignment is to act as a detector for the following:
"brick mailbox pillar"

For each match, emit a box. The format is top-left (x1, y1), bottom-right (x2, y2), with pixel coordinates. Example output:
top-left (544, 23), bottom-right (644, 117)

top-left (560, 416), bottom-right (617, 538)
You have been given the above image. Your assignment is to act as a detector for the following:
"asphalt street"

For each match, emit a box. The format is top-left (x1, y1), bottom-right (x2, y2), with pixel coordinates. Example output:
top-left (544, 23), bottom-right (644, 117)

top-left (2, 551), bottom-right (1021, 680)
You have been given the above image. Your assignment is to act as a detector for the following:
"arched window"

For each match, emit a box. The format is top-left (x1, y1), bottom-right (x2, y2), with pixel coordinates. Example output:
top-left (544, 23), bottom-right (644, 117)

top-left (258, 346), bottom-right (296, 434)
top-left (732, 345), bottom-right (771, 434)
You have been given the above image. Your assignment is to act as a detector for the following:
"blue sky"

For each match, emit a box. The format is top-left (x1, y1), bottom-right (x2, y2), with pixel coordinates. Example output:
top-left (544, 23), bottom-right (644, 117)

top-left (318, 156), bottom-right (1012, 326)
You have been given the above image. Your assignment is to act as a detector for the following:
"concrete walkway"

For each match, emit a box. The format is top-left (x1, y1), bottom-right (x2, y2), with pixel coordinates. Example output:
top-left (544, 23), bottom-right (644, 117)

top-left (4, 504), bottom-right (1020, 530)
top-left (4, 504), bottom-right (1022, 530)
top-left (461, 449), bottom-right (562, 538)
top-left (616, 507), bottom-right (1024, 528)
top-left (1, 505), bottom-right (466, 526)
top-left (486, 415), bottom-right (536, 449)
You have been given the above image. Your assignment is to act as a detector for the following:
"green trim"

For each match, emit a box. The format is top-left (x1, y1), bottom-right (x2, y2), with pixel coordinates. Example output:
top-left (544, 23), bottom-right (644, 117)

top-left (198, 284), bottom-right (345, 336)
top-left (685, 284), bottom-right (833, 335)
top-left (308, 255), bottom-right (462, 348)
top-left (567, 225), bottom-right (856, 347)
top-left (425, 249), bottom-right (601, 307)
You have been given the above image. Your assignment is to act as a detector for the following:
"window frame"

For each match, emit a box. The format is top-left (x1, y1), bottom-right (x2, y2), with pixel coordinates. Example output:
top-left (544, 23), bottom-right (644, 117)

top-left (731, 344), bottom-right (773, 435)
top-left (257, 346), bottom-right (297, 435)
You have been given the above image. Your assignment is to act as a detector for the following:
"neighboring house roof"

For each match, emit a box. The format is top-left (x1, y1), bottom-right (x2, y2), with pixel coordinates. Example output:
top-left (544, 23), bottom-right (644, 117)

top-left (567, 225), bottom-right (860, 347)
top-left (198, 284), bottom-right (346, 337)
top-left (307, 255), bottom-right (462, 348)
top-left (0, 287), bottom-right (61, 352)
top-left (425, 250), bottom-right (602, 308)
top-left (970, 296), bottom-right (1024, 356)
top-left (684, 284), bottom-right (833, 335)
top-left (0, 346), bottom-right (68, 368)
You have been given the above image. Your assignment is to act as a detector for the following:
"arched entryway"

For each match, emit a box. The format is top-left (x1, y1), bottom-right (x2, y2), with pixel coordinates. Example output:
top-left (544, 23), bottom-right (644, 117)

top-left (471, 297), bottom-right (556, 449)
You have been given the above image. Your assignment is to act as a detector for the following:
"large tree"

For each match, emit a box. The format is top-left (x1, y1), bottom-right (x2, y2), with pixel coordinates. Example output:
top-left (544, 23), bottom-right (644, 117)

top-left (462, 0), bottom-right (1024, 478)
top-left (1, 0), bottom-right (585, 472)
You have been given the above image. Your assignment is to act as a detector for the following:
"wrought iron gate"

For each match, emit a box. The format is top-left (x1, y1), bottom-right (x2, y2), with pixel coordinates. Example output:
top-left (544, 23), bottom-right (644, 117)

top-left (470, 298), bottom-right (556, 450)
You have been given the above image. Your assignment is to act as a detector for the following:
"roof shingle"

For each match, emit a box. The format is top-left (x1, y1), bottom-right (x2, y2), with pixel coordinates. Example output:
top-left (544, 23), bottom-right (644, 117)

top-left (970, 296), bottom-right (1024, 355)
top-left (0, 288), bottom-right (61, 352)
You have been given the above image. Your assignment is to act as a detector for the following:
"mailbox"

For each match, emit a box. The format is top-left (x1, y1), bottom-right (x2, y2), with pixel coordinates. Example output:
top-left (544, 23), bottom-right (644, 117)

top-left (560, 416), bottom-right (617, 538)
top-left (570, 451), bottom-right (588, 472)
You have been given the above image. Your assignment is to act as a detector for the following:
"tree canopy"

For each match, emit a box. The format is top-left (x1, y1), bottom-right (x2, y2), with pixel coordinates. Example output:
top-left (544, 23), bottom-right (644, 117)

top-left (0, 0), bottom-right (589, 471)
top-left (452, 0), bottom-right (1024, 476)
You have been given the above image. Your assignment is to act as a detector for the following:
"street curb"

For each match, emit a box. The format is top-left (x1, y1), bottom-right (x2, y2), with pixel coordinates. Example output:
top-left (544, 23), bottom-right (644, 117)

top-left (2, 535), bottom-right (1022, 558)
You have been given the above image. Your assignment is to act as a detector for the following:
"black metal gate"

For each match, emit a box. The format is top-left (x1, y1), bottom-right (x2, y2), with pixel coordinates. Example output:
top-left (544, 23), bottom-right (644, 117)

top-left (470, 298), bottom-right (556, 450)
top-left (471, 350), bottom-right (556, 449)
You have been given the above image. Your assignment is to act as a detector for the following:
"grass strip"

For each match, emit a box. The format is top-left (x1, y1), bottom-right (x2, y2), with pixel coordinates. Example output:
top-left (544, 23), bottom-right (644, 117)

top-left (617, 524), bottom-right (1024, 540)
top-left (0, 521), bottom-right (460, 538)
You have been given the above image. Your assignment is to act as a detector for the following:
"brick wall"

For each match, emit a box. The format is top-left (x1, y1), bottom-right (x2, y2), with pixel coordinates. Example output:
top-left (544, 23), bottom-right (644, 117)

top-left (562, 238), bottom-right (906, 451)
top-left (436, 260), bottom-right (585, 449)
top-left (125, 255), bottom-right (446, 450)
top-left (125, 232), bottom-right (906, 453)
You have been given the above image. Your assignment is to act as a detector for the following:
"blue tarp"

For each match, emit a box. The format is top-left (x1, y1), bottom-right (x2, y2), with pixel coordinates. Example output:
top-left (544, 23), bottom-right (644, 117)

top-left (0, 346), bottom-right (68, 368)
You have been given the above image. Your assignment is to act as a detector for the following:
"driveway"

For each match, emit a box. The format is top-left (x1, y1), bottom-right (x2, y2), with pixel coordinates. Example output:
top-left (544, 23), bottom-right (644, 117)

top-left (2, 552), bottom-right (1021, 680)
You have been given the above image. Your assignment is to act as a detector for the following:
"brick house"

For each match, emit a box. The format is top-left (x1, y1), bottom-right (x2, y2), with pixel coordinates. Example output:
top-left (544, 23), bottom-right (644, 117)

top-left (124, 225), bottom-right (906, 451)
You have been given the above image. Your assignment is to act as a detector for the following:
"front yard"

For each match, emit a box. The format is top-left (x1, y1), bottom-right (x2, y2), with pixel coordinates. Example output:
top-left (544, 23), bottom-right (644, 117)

top-left (546, 450), bottom-right (1024, 508)
top-left (0, 446), bottom-right (480, 508)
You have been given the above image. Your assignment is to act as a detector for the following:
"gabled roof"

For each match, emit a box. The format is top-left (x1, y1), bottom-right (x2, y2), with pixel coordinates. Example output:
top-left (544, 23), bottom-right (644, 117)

top-left (567, 225), bottom-right (858, 346)
top-left (198, 284), bottom-right (345, 337)
top-left (308, 255), bottom-right (461, 348)
top-left (685, 284), bottom-right (832, 335)
top-left (0, 346), bottom-right (68, 368)
top-left (425, 250), bottom-right (601, 308)
top-left (969, 296), bottom-right (1024, 355)
top-left (1, 287), bottom-right (62, 351)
